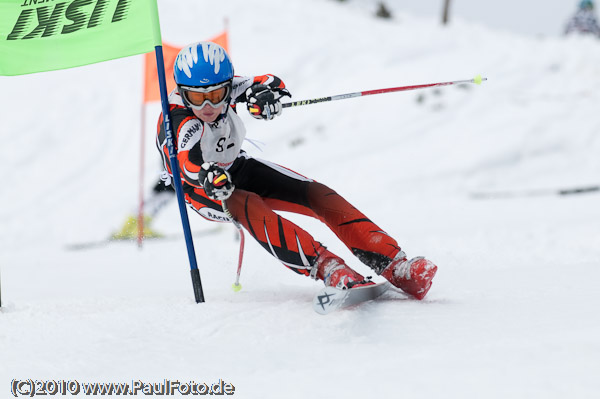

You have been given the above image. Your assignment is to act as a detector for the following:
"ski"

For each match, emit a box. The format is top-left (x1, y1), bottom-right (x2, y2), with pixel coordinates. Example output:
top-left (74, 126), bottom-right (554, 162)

top-left (313, 281), bottom-right (392, 315)
top-left (64, 226), bottom-right (223, 251)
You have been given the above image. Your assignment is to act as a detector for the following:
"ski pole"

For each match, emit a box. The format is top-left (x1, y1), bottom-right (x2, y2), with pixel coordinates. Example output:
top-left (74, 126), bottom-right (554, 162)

top-left (282, 75), bottom-right (487, 109)
top-left (221, 200), bottom-right (245, 292)
top-left (471, 184), bottom-right (600, 199)
top-left (231, 223), bottom-right (245, 292)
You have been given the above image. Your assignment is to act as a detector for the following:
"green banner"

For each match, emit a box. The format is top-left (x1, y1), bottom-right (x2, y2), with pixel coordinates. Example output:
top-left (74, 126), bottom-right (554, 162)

top-left (0, 0), bottom-right (162, 76)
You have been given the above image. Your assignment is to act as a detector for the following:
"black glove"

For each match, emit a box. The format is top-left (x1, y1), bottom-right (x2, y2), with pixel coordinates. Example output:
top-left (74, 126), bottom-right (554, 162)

top-left (198, 162), bottom-right (235, 201)
top-left (246, 84), bottom-right (291, 120)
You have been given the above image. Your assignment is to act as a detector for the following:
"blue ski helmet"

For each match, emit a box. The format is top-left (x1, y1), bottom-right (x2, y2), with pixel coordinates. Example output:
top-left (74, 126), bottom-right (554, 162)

top-left (579, 0), bottom-right (594, 9)
top-left (174, 42), bottom-right (234, 109)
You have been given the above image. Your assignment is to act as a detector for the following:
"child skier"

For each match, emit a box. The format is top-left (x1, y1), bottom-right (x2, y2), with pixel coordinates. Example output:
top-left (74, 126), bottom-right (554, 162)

top-left (156, 41), bottom-right (438, 299)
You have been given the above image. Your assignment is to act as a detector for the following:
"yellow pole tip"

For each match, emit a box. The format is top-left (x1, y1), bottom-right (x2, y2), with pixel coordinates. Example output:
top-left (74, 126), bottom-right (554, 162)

top-left (473, 75), bottom-right (488, 85)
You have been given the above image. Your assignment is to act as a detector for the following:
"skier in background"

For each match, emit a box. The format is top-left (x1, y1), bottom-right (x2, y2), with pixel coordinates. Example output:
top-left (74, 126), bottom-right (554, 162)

top-left (565, 0), bottom-right (600, 37)
top-left (112, 177), bottom-right (175, 239)
top-left (156, 41), bottom-right (438, 299)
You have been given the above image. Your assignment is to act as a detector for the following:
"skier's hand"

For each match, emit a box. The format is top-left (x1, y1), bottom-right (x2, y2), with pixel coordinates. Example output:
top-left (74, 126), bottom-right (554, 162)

top-left (198, 162), bottom-right (234, 201)
top-left (246, 84), bottom-right (291, 121)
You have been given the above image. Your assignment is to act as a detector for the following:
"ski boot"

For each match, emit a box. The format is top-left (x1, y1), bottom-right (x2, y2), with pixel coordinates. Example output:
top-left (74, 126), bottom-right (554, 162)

top-left (316, 251), bottom-right (374, 289)
top-left (381, 251), bottom-right (438, 300)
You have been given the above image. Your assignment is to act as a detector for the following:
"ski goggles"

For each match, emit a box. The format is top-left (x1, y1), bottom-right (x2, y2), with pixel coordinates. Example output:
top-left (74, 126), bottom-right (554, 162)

top-left (179, 81), bottom-right (232, 109)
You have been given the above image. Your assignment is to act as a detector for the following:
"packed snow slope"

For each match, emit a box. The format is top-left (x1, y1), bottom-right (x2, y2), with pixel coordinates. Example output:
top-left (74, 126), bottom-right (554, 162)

top-left (354, 0), bottom-right (576, 37)
top-left (1, 0), bottom-right (599, 398)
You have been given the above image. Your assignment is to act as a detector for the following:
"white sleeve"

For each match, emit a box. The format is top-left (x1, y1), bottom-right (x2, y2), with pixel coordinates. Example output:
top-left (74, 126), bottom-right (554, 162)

top-left (231, 76), bottom-right (254, 103)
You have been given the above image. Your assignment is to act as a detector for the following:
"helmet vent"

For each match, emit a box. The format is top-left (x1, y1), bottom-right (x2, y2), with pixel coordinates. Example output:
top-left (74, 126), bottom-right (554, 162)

top-left (201, 42), bottom-right (226, 74)
top-left (176, 45), bottom-right (199, 78)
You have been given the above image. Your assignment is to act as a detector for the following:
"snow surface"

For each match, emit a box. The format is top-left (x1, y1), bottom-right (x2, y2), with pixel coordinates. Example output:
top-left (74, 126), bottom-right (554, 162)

top-left (1, 0), bottom-right (600, 397)
top-left (354, 0), bottom-right (577, 37)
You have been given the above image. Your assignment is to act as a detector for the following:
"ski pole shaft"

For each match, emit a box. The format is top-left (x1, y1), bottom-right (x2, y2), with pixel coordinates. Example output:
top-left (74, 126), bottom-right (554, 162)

top-left (282, 75), bottom-right (487, 109)
top-left (233, 223), bottom-right (245, 287)
top-left (222, 200), bottom-right (245, 292)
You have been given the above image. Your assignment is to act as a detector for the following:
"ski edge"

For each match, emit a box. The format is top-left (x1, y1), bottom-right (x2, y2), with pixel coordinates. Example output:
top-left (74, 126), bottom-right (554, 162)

top-left (64, 226), bottom-right (223, 251)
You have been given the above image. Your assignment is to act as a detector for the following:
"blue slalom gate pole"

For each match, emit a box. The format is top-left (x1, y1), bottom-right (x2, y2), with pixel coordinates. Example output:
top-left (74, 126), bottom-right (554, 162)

top-left (154, 45), bottom-right (205, 303)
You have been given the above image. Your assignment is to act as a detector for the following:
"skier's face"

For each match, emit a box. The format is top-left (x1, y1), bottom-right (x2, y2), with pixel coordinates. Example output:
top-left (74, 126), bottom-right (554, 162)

top-left (193, 104), bottom-right (225, 123)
